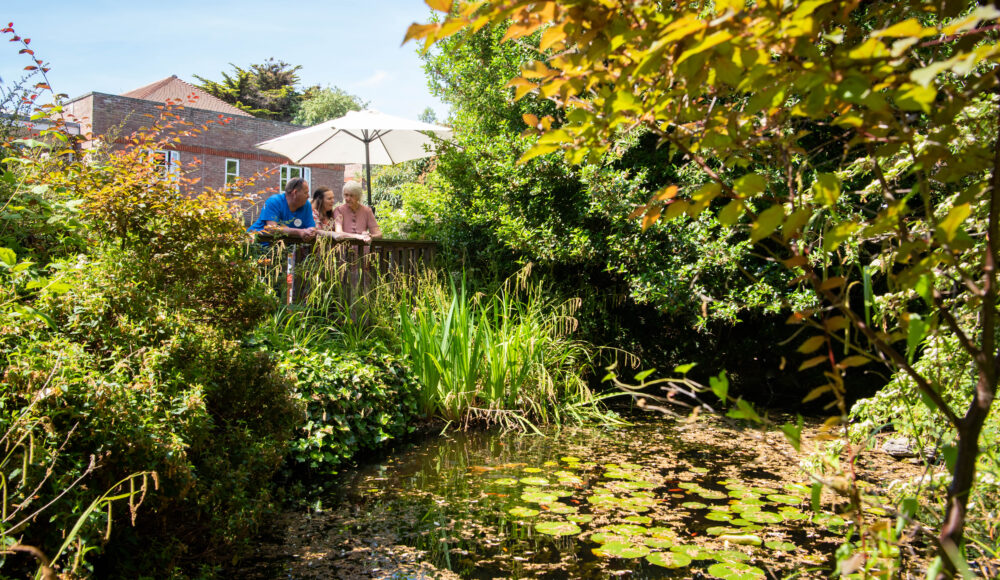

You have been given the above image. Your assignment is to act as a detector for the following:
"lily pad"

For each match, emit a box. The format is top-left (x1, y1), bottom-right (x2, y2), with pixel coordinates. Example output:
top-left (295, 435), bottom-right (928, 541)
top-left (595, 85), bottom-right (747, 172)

top-left (624, 515), bottom-right (652, 525)
top-left (729, 518), bottom-right (753, 527)
top-left (547, 503), bottom-right (578, 514)
top-left (567, 514), bottom-right (594, 524)
top-left (717, 534), bottom-right (762, 546)
top-left (535, 521), bottom-right (581, 536)
top-left (764, 540), bottom-right (797, 552)
top-left (618, 480), bottom-right (657, 490)
top-left (589, 532), bottom-right (629, 544)
top-left (593, 541), bottom-right (650, 559)
top-left (682, 501), bottom-right (708, 509)
top-left (561, 456), bottom-right (581, 463)
top-left (520, 476), bottom-right (549, 486)
top-left (646, 551), bottom-right (692, 568)
top-left (521, 491), bottom-right (558, 503)
top-left (713, 549), bottom-right (751, 561)
top-left (508, 507), bottom-right (539, 518)
top-left (523, 467), bottom-right (543, 473)
top-left (706, 562), bottom-right (767, 579)
top-left (766, 493), bottom-right (801, 505)
top-left (558, 476), bottom-right (584, 485)
top-left (493, 477), bottom-right (519, 486)
top-left (698, 490), bottom-right (729, 500)
top-left (608, 523), bottom-right (649, 536)
top-left (690, 467), bottom-right (711, 473)
top-left (740, 511), bottom-right (783, 524)
top-left (644, 536), bottom-right (675, 549)
top-left (671, 544), bottom-right (712, 559)
top-left (706, 526), bottom-right (742, 536)
top-left (543, 460), bottom-right (559, 467)
top-left (705, 511), bottom-right (733, 522)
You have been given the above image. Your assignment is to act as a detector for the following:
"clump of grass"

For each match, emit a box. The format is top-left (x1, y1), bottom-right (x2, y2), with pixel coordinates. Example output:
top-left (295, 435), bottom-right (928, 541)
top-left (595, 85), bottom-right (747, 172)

top-left (398, 266), bottom-right (621, 428)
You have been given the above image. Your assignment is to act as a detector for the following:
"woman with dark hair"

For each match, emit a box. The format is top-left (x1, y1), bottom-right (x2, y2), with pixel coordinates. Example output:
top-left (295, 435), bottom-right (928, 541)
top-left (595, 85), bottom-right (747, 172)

top-left (311, 186), bottom-right (370, 242)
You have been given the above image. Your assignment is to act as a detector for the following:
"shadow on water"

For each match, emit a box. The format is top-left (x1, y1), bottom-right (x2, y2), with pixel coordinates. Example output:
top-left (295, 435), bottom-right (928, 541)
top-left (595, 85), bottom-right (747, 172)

top-left (268, 418), bottom-right (849, 579)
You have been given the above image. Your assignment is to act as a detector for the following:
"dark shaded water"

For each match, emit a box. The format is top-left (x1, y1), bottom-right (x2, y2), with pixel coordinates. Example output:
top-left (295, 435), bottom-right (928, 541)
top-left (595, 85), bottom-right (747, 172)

top-left (268, 418), bottom-right (848, 579)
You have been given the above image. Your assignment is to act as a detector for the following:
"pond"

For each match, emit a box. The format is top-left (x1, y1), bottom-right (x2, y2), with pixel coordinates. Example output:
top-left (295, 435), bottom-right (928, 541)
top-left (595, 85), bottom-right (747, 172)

top-left (237, 416), bottom-right (911, 579)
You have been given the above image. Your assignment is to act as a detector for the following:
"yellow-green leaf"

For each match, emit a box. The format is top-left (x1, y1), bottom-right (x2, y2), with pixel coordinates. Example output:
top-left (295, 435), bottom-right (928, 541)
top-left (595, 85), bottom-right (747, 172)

top-left (802, 384), bottom-right (833, 403)
top-left (937, 203), bottom-right (971, 242)
top-left (838, 355), bottom-right (870, 369)
top-left (811, 173), bottom-right (841, 206)
top-left (642, 205), bottom-right (662, 231)
top-left (734, 174), bottom-right (766, 197)
top-left (823, 222), bottom-right (860, 252)
top-left (665, 200), bottom-right (690, 221)
top-left (718, 200), bottom-right (745, 226)
top-left (873, 18), bottom-right (932, 38)
top-left (751, 205), bottom-right (785, 242)
top-left (798, 336), bottom-right (826, 354)
top-left (894, 84), bottom-right (937, 114)
top-left (676, 30), bottom-right (733, 66)
top-left (425, 0), bottom-right (452, 11)
top-left (799, 356), bottom-right (827, 371)
top-left (783, 208), bottom-right (812, 240)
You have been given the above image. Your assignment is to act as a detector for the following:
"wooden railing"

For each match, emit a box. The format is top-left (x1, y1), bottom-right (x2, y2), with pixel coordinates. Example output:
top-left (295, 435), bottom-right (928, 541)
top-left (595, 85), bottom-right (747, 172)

top-left (258, 236), bottom-right (439, 304)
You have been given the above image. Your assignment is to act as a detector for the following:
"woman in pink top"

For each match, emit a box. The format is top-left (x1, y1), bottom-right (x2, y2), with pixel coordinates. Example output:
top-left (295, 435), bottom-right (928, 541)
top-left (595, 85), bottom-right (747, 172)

top-left (311, 186), bottom-right (369, 242)
top-left (333, 181), bottom-right (380, 242)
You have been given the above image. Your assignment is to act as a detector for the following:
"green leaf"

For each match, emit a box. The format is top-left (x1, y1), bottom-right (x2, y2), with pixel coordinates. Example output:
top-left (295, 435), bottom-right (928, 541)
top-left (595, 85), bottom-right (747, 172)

top-left (783, 208), bottom-right (812, 240)
top-left (709, 371), bottom-right (729, 401)
top-left (894, 84), bottom-right (937, 114)
top-left (750, 205), bottom-right (784, 243)
top-left (734, 174), bottom-right (766, 196)
top-left (906, 315), bottom-right (928, 364)
top-left (936, 203), bottom-right (971, 242)
top-left (822, 222), bottom-right (860, 252)
top-left (0, 247), bottom-right (16, 267)
top-left (674, 363), bottom-right (697, 374)
top-left (810, 483), bottom-right (822, 512)
top-left (780, 419), bottom-right (803, 452)
top-left (811, 173), bottom-right (841, 206)
top-left (634, 368), bottom-right (656, 382)
top-left (718, 200), bottom-right (745, 226)
top-left (797, 336), bottom-right (825, 354)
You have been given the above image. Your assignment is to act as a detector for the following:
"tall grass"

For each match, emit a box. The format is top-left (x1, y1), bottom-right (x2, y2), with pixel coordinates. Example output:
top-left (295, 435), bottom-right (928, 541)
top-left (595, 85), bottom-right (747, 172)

top-left (398, 268), bottom-right (620, 428)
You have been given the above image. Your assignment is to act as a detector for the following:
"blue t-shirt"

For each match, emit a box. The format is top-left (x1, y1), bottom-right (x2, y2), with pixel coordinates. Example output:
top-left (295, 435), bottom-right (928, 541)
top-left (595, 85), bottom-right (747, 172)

top-left (248, 193), bottom-right (316, 233)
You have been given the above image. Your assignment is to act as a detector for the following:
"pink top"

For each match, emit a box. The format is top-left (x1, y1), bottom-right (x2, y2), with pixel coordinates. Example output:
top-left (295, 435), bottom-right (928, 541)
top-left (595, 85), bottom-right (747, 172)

top-left (333, 204), bottom-right (381, 237)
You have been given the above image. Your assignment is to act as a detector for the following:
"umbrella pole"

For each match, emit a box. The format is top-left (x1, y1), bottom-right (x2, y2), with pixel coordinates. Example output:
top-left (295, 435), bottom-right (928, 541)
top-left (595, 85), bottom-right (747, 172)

top-left (364, 140), bottom-right (374, 214)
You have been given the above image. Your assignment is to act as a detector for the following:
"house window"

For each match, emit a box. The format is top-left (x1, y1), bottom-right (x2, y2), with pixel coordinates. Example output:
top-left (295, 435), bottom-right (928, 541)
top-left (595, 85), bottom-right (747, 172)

top-left (151, 149), bottom-right (180, 180)
top-left (279, 165), bottom-right (311, 191)
top-left (225, 158), bottom-right (240, 186)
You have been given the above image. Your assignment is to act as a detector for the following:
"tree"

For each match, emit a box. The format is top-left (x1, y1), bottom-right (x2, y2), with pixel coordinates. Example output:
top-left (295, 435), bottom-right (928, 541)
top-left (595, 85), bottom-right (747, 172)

top-left (194, 58), bottom-right (308, 122)
top-left (411, 0), bottom-right (1000, 575)
top-left (292, 85), bottom-right (367, 126)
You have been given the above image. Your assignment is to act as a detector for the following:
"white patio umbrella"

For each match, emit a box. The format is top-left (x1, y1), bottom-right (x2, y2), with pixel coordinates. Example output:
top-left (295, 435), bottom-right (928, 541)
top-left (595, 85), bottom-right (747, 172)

top-left (255, 109), bottom-right (453, 208)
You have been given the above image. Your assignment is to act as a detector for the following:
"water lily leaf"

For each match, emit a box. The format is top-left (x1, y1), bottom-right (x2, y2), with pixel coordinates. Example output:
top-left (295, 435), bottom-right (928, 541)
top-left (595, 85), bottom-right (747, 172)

top-left (706, 511), bottom-right (733, 522)
top-left (535, 521), bottom-right (581, 536)
top-left (707, 561), bottom-right (767, 579)
top-left (547, 503), bottom-right (578, 514)
top-left (741, 511), bottom-right (783, 524)
top-left (609, 524), bottom-right (649, 536)
top-left (561, 456), bottom-right (580, 463)
top-left (646, 550), bottom-right (692, 568)
top-left (644, 536), bottom-right (675, 548)
top-left (558, 475), bottom-right (584, 485)
top-left (682, 501), bottom-right (708, 509)
top-left (493, 477), bottom-right (519, 486)
top-left (729, 518), bottom-right (753, 527)
top-left (543, 460), bottom-right (559, 467)
top-left (520, 477), bottom-right (550, 486)
top-left (508, 507), bottom-right (539, 517)
top-left (624, 515), bottom-right (652, 525)
top-left (717, 534), bottom-right (762, 546)
top-left (671, 544), bottom-right (712, 559)
top-left (706, 526), bottom-right (741, 536)
top-left (714, 549), bottom-right (751, 561)
top-left (521, 491), bottom-right (559, 503)
top-left (567, 514), bottom-right (594, 524)
top-left (767, 493), bottom-right (802, 505)
top-left (593, 541), bottom-right (650, 558)
top-left (731, 503), bottom-right (762, 513)
top-left (690, 467), bottom-right (710, 474)
top-left (523, 467), bottom-right (543, 473)
top-left (764, 540), bottom-right (797, 552)
top-left (590, 532), bottom-right (629, 544)
top-left (698, 490), bottom-right (728, 500)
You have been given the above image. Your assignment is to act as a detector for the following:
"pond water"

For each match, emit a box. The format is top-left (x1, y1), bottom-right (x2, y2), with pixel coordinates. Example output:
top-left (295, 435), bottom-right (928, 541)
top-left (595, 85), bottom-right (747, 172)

top-left (240, 417), bottom-right (883, 579)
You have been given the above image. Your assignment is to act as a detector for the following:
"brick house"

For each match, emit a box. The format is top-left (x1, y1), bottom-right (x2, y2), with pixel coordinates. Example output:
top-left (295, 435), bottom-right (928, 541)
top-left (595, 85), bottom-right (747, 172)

top-left (62, 75), bottom-right (346, 222)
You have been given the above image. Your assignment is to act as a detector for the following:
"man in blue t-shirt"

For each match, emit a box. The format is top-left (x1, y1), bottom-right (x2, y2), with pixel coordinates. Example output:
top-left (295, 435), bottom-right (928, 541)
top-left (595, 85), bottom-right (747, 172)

top-left (248, 177), bottom-right (317, 241)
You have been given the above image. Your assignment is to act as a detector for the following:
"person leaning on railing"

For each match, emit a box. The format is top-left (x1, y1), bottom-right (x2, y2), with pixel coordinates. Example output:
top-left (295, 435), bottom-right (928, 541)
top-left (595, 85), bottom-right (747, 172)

top-left (310, 185), bottom-right (371, 243)
top-left (247, 177), bottom-right (317, 242)
top-left (333, 180), bottom-right (381, 242)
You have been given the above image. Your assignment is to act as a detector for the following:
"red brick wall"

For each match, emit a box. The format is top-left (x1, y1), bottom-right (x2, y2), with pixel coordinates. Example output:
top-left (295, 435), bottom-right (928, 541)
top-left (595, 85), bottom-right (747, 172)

top-left (63, 92), bottom-right (347, 223)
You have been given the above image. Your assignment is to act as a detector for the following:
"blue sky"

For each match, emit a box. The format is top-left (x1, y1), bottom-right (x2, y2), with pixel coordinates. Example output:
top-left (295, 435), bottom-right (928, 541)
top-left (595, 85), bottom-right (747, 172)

top-left (2, 0), bottom-right (447, 121)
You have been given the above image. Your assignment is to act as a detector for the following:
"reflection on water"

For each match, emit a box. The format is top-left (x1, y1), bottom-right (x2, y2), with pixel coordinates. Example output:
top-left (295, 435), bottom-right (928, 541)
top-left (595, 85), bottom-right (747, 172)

top-left (316, 419), bottom-right (842, 579)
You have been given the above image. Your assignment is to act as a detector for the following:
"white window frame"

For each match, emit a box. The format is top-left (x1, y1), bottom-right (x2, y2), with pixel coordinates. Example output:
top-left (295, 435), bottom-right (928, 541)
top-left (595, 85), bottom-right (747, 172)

top-left (279, 165), bottom-right (311, 191)
top-left (152, 149), bottom-right (180, 180)
top-left (225, 158), bottom-right (240, 186)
